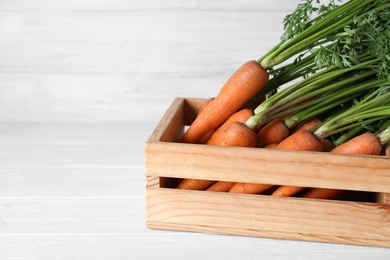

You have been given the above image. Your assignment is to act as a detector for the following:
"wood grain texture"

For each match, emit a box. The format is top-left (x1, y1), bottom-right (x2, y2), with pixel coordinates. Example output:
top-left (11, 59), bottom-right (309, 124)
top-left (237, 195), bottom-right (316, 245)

top-left (146, 188), bottom-right (390, 247)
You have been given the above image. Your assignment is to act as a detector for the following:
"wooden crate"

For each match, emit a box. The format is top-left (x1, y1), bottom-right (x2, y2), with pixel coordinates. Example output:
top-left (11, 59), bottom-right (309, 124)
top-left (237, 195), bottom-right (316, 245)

top-left (145, 97), bottom-right (390, 248)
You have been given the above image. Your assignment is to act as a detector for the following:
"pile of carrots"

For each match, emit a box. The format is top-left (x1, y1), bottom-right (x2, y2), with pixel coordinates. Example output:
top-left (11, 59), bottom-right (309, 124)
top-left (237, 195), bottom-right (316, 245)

top-left (174, 0), bottom-right (390, 200)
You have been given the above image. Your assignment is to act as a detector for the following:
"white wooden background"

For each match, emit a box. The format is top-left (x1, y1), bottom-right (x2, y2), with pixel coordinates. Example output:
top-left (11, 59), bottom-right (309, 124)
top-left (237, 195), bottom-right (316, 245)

top-left (0, 0), bottom-right (389, 259)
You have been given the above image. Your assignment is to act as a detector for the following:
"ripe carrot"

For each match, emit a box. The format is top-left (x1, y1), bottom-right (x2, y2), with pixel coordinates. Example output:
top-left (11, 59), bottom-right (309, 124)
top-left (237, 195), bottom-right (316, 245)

top-left (197, 97), bottom-right (214, 116)
top-left (276, 130), bottom-right (323, 152)
top-left (176, 178), bottom-right (215, 190)
top-left (301, 188), bottom-right (344, 200)
top-left (207, 109), bottom-right (254, 145)
top-left (291, 118), bottom-right (323, 133)
top-left (329, 132), bottom-right (383, 155)
top-left (256, 119), bottom-right (290, 148)
top-left (271, 185), bottom-right (305, 197)
top-left (301, 132), bottom-right (384, 199)
top-left (180, 60), bottom-right (269, 144)
top-left (257, 117), bottom-right (322, 148)
top-left (206, 121), bottom-right (257, 147)
top-left (229, 182), bottom-right (274, 194)
top-left (206, 181), bottom-right (235, 192)
top-left (177, 121), bottom-right (258, 190)
top-left (257, 119), bottom-right (290, 148)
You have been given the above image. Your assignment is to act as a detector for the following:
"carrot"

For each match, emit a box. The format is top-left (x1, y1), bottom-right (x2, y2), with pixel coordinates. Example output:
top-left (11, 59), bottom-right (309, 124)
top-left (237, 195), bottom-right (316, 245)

top-left (229, 182), bottom-right (274, 194)
top-left (321, 138), bottom-right (335, 152)
top-left (198, 97), bottom-right (214, 116)
top-left (301, 188), bottom-right (344, 200)
top-left (291, 118), bottom-right (323, 133)
top-left (206, 121), bottom-right (257, 147)
top-left (207, 109), bottom-right (254, 145)
top-left (301, 132), bottom-right (383, 199)
top-left (180, 60), bottom-right (269, 144)
top-left (256, 119), bottom-right (290, 148)
top-left (176, 178), bottom-right (215, 190)
top-left (276, 130), bottom-right (323, 152)
top-left (177, 121), bottom-right (258, 190)
top-left (329, 132), bottom-right (382, 155)
top-left (271, 186), bottom-right (304, 197)
top-left (206, 181), bottom-right (235, 192)
top-left (256, 117), bottom-right (322, 148)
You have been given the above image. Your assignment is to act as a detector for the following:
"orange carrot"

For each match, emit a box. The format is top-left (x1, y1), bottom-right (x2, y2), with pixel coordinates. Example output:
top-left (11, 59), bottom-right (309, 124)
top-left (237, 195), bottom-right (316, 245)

top-left (198, 97), bottom-right (214, 116)
top-left (206, 181), bottom-right (235, 192)
top-left (177, 121), bottom-right (257, 190)
top-left (271, 186), bottom-right (304, 197)
top-left (176, 178), bottom-right (215, 190)
top-left (301, 132), bottom-right (383, 199)
top-left (206, 109), bottom-right (254, 145)
top-left (291, 118), bottom-right (323, 133)
top-left (276, 130), bottom-right (323, 152)
top-left (301, 188), bottom-right (344, 200)
top-left (229, 182), bottom-right (274, 194)
top-left (180, 60), bottom-right (269, 144)
top-left (206, 121), bottom-right (257, 147)
top-left (256, 118), bottom-right (322, 148)
top-left (329, 132), bottom-right (382, 155)
top-left (256, 119), bottom-right (290, 148)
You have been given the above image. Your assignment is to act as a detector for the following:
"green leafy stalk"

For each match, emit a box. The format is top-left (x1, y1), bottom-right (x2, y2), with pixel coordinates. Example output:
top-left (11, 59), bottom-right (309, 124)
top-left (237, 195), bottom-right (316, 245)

top-left (313, 89), bottom-right (390, 139)
top-left (258, 0), bottom-right (370, 69)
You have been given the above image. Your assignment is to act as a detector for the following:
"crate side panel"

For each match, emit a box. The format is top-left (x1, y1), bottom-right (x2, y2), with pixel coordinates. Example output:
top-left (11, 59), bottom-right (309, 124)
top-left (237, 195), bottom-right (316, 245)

top-left (146, 221), bottom-right (390, 248)
top-left (145, 142), bottom-right (390, 193)
top-left (146, 189), bottom-right (390, 241)
top-left (147, 97), bottom-right (186, 143)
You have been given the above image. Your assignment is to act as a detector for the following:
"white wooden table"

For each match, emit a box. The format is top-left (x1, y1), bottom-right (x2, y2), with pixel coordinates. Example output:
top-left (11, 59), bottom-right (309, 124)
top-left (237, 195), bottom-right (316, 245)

top-left (0, 0), bottom-right (389, 259)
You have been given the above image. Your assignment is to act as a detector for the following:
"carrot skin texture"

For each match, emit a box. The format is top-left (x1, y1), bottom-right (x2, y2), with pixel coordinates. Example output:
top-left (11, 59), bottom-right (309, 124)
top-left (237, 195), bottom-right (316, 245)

top-left (176, 179), bottom-right (215, 190)
top-left (329, 132), bottom-right (382, 155)
top-left (206, 181), bottom-right (235, 192)
top-left (301, 188), bottom-right (344, 199)
top-left (207, 121), bottom-right (257, 147)
top-left (197, 97), bottom-right (214, 116)
top-left (229, 183), bottom-right (274, 194)
top-left (271, 186), bottom-right (304, 197)
top-left (180, 60), bottom-right (269, 144)
top-left (291, 118), bottom-right (323, 133)
top-left (206, 109), bottom-right (254, 145)
top-left (256, 119), bottom-right (290, 148)
top-left (276, 130), bottom-right (323, 152)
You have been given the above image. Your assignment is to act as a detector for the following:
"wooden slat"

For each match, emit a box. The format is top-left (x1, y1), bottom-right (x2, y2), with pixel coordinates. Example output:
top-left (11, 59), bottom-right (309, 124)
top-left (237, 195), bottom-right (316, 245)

top-left (146, 188), bottom-right (390, 246)
top-left (146, 141), bottom-right (390, 193)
